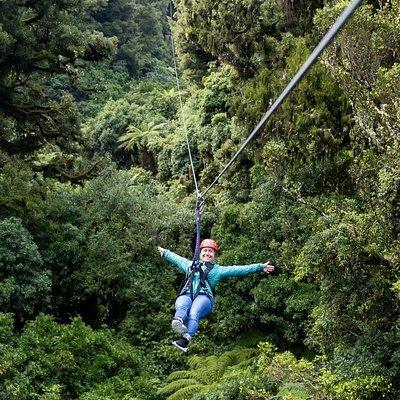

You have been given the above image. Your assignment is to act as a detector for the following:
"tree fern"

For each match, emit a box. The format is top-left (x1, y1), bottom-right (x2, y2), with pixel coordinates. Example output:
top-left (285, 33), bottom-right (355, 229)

top-left (158, 346), bottom-right (259, 400)
top-left (166, 370), bottom-right (198, 382)
top-left (158, 379), bottom-right (200, 395)
top-left (235, 330), bottom-right (268, 348)
top-left (118, 125), bottom-right (143, 150)
top-left (118, 121), bottom-right (166, 150)
top-left (161, 384), bottom-right (205, 400)
top-left (218, 348), bottom-right (259, 370)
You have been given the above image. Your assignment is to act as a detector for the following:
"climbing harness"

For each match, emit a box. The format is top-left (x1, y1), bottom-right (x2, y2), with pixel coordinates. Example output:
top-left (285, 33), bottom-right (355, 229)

top-left (178, 260), bottom-right (214, 300)
top-left (177, 197), bottom-right (205, 298)
top-left (168, 0), bottom-right (362, 252)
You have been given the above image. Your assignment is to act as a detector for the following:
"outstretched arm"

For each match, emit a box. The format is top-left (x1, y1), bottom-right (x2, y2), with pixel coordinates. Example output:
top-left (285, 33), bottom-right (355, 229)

top-left (219, 261), bottom-right (275, 278)
top-left (157, 246), bottom-right (190, 274)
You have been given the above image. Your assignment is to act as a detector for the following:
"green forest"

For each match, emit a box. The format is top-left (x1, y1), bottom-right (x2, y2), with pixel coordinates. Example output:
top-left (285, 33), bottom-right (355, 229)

top-left (1, 0), bottom-right (399, 398)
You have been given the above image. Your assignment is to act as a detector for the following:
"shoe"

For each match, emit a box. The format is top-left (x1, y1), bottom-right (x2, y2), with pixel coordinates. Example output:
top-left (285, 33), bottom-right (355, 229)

top-left (172, 337), bottom-right (189, 352)
top-left (171, 317), bottom-right (187, 334)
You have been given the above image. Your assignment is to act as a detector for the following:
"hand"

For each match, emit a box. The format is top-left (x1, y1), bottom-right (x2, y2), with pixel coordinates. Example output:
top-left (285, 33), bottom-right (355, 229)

top-left (157, 246), bottom-right (165, 256)
top-left (263, 261), bottom-right (275, 274)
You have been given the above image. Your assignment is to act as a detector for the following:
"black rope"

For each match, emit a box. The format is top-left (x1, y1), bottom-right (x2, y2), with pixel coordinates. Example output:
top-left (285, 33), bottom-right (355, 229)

top-left (200, 0), bottom-right (363, 205)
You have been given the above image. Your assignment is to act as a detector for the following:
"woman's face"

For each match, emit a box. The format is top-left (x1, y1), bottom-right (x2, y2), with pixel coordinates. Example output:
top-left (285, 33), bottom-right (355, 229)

top-left (200, 247), bottom-right (216, 263)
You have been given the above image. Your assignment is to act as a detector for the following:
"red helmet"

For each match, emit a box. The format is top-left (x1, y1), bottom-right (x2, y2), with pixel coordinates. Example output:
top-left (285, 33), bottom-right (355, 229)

top-left (200, 239), bottom-right (219, 251)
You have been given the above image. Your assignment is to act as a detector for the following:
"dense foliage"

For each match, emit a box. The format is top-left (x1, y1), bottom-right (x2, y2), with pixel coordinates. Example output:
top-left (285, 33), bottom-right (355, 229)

top-left (1, 0), bottom-right (399, 399)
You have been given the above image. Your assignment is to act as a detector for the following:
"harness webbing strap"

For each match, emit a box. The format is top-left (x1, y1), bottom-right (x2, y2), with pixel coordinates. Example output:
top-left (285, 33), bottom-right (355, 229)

top-left (193, 198), bottom-right (202, 262)
top-left (180, 261), bottom-right (214, 300)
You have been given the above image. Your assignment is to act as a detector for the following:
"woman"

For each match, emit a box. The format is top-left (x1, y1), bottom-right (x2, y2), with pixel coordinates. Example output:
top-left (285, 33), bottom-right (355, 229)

top-left (158, 239), bottom-right (275, 352)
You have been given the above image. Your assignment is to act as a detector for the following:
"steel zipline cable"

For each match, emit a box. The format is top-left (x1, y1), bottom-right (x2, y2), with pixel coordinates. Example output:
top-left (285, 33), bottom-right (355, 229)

top-left (199, 0), bottom-right (363, 205)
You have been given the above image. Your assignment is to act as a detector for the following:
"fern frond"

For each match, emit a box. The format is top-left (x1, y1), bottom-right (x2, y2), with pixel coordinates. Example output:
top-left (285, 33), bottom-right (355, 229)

top-left (145, 120), bottom-right (166, 132)
top-left (217, 348), bottom-right (257, 367)
top-left (227, 348), bottom-right (258, 364)
top-left (167, 370), bottom-right (198, 382)
top-left (235, 354), bottom-right (258, 369)
top-left (162, 345), bottom-right (261, 400)
top-left (188, 354), bottom-right (208, 369)
top-left (117, 125), bottom-right (143, 149)
top-left (158, 379), bottom-right (199, 395)
top-left (178, 366), bottom-right (212, 385)
top-left (166, 384), bottom-right (203, 400)
top-left (235, 330), bottom-right (267, 348)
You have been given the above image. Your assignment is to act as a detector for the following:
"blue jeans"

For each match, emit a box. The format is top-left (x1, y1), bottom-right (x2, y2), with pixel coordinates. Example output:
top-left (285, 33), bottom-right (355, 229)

top-left (174, 294), bottom-right (213, 337)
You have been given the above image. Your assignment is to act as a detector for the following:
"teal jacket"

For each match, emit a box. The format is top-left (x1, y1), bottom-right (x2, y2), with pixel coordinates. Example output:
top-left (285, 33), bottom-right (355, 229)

top-left (163, 249), bottom-right (264, 300)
